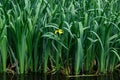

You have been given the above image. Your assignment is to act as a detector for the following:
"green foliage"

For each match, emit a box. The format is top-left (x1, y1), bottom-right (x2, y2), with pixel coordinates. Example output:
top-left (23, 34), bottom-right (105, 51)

top-left (0, 0), bottom-right (120, 75)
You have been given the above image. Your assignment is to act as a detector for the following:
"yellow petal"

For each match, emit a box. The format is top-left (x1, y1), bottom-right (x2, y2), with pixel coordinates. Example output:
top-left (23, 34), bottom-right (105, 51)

top-left (55, 30), bottom-right (58, 34)
top-left (58, 29), bottom-right (63, 34)
top-left (54, 29), bottom-right (63, 35)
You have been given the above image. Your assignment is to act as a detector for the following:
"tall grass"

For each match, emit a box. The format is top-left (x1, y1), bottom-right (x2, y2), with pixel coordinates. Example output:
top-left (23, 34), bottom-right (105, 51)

top-left (0, 0), bottom-right (120, 75)
top-left (0, 11), bottom-right (7, 72)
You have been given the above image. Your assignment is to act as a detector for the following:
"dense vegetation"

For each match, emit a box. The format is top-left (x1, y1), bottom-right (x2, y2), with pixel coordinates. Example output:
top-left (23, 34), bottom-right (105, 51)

top-left (0, 0), bottom-right (120, 75)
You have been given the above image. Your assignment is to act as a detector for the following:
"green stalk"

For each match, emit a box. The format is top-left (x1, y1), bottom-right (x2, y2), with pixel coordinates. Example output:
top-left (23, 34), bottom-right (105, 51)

top-left (74, 22), bottom-right (84, 75)
top-left (0, 28), bottom-right (7, 72)
top-left (0, 16), bottom-right (7, 72)
top-left (91, 31), bottom-right (105, 73)
top-left (56, 43), bottom-right (62, 71)
top-left (74, 38), bottom-right (83, 75)
top-left (33, 31), bottom-right (41, 72)
top-left (43, 40), bottom-right (50, 73)
top-left (18, 34), bottom-right (26, 74)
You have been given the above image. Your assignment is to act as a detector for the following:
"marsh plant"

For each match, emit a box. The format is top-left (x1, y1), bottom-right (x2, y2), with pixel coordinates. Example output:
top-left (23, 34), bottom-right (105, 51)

top-left (0, 0), bottom-right (120, 75)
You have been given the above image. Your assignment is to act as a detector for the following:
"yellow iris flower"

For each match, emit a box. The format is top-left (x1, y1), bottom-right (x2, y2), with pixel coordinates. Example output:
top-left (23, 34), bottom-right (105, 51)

top-left (55, 29), bottom-right (63, 35)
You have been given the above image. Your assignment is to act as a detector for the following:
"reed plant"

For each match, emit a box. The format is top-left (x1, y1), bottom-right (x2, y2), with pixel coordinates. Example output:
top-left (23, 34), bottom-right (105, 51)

top-left (0, 0), bottom-right (120, 75)
top-left (0, 11), bottom-right (7, 72)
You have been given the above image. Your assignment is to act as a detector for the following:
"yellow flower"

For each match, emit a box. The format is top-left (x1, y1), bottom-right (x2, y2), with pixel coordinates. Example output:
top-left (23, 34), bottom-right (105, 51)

top-left (55, 29), bottom-right (63, 35)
